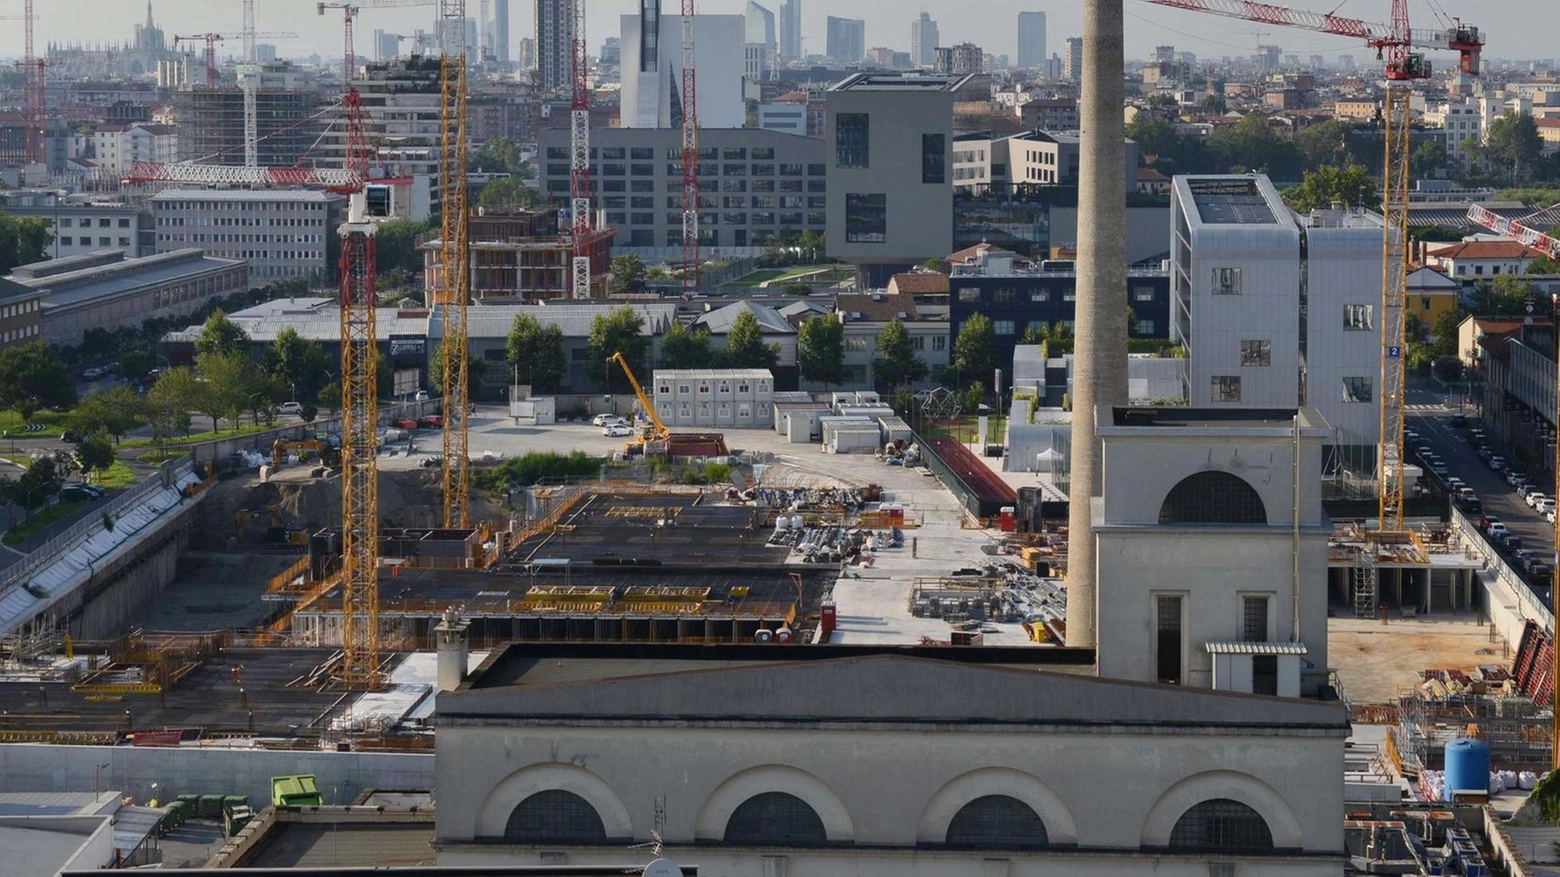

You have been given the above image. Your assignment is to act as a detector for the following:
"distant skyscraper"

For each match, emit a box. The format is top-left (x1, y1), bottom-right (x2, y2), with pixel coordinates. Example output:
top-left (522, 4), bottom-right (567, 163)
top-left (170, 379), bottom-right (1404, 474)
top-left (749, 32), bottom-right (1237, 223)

top-left (825, 16), bottom-right (865, 65)
top-left (910, 12), bottom-right (938, 68)
top-left (518, 36), bottom-right (536, 70)
top-left (778, 0), bottom-right (801, 60)
top-left (374, 29), bottom-right (401, 62)
top-left (493, 0), bottom-right (510, 65)
top-left (1017, 11), bottom-right (1045, 70)
top-left (535, 0), bottom-right (572, 92)
top-left (746, 2), bottom-right (776, 50)
top-left (1063, 36), bottom-right (1083, 82)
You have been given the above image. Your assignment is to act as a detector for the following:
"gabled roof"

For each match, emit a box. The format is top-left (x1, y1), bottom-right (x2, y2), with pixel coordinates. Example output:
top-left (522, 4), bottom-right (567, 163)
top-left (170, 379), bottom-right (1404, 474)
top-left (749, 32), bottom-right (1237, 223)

top-left (1406, 265), bottom-right (1459, 289)
top-left (1430, 240), bottom-right (1546, 261)
top-left (886, 272), bottom-right (950, 295)
top-left (948, 241), bottom-right (1015, 264)
top-left (835, 294), bottom-right (922, 322)
top-left (443, 652), bottom-right (1348, 732)
top-left (692, 299), bottom-right (795, 335)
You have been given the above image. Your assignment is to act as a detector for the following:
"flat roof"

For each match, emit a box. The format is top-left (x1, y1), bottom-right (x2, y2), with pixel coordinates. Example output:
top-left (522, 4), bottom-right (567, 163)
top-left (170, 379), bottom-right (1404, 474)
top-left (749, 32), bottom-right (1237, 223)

top-left (1107, 406), bottom-right (1328, 430)
top-left (151, 189), bottom-right (342, 203)
top-left (242, 822), bottom-right (435, 868)
top-left (11, 250), bottom-right (245, 311)
top-left (828, 72), bottom-right (975, 92)
top-left (1185, 177), bottom-right (1280, 225)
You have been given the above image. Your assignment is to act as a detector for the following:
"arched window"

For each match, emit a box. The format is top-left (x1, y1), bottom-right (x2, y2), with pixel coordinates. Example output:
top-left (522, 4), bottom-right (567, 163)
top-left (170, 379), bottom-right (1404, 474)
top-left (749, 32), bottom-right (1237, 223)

top-left (723, 792), bottom-right (828, 846)
top-left (1159, 472), bottom-right (1268, 524)
top-left (945, 795), bottom-right (1049, 849)
top-left (1169, 798), bottom-right (1274, 852)
top-left (504, 790), bottom-right (608, 843)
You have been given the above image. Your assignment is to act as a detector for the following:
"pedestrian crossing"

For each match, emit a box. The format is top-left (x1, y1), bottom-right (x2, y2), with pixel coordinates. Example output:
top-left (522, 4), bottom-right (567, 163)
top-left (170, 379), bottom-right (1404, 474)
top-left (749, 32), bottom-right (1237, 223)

top-left (1405, 403), bottom-right (1449, 411)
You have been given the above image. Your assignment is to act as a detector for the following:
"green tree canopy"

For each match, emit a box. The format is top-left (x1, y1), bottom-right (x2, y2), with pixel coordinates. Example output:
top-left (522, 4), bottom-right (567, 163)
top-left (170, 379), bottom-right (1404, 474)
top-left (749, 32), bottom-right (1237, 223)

top-left (505, 313), bottom-right (566, 393)
top-left (0, 214), bottom-right (53, 275)
top-left (16, 455), bottom-right (60, 511)
top-left (921, 257), bottom-right (950, 274)
top-left (587, 305), bottom-right (649, 392)
top-left (147, 367), bottom-right (198, 441)
top-left (68, 386), bottom-right (145, 443)
top-left (723, 310), bottom-right (780, 369)
top-left (657, 320), bottom-right (713, 369)
top-left (194, 310), bottom-right (250, 358)
top-left (1485, 112), bottom-right (1544, 183)
top-left (1431, 307), bottom-right (1469, 358)
top-left (0, 341), bottom-right (75, 421)
top-left (796, 315), bottom-right (845, 388)
top-left (1468, 274), bottom-right (1536, 316)
top-left (374, 218), bottom-right (433, 276)
top-left (195, 351), bottom-right (253, 432)
top-left (610, 254), bottom-right (648, 294)
top-left (75, 433), bottom-right (115, 481)
top-left (264, 326), bottom-right (333, 401)
top-left (477, 176), bottom-right (540, 212)
top-left (874, 318), bottom-right (926, 390)
top-left (470, 136), bottom-right (522, 174)
top-left (952, 313), bottom-right (996, 387)
top-left (1294, 118), bottom-right (1356, 171)
top-left (1210, 114), bottom-right (1302, 178)
top-left (1285, 164), bottom-right (1376, 213)
top-left (430, 334), bottom-right (486, 398)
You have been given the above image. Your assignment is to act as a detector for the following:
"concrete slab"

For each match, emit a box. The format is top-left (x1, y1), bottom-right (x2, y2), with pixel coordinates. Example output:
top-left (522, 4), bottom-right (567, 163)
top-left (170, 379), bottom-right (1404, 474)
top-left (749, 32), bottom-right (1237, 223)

top-left (1328, 613), bottom-right (1509, 705)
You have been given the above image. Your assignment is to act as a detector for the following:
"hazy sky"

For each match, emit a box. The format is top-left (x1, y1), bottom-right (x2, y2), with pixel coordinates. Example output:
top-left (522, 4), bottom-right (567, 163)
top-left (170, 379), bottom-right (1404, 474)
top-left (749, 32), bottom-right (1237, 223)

top-left (18, 0), bottom-right (1544, 66)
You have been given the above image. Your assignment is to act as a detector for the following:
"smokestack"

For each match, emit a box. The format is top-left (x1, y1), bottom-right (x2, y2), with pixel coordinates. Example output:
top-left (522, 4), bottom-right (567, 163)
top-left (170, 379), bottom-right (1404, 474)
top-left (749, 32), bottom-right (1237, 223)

top-left (1065, 0), bottom-right (1128, 652)
top-left (435, 609), bottom-right (470, 692)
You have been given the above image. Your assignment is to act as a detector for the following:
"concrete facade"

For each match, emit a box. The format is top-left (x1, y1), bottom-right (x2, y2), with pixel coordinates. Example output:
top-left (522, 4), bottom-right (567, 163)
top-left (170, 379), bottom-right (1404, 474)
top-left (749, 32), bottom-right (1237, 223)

top-left (1093, 408), bottom-right (1333, 696)
top-left (0, 192), bottom-right (147, 260)
top-left (434, 649), bottom-right (1347, 875)
top-left (620, 8), bottom-right (745, 130)
top-left (0, 279), bottom-right (42, 350)
top-left (151, 189), bottom-right (345, 283)
top-left (653, 369), bottom-right (776, 428)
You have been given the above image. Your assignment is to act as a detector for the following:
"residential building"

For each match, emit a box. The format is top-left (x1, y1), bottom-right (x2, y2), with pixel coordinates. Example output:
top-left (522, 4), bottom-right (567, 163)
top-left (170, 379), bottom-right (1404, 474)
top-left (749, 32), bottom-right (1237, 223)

top-left (88, 122), bottom-right (177, 180)
top-left (621, 5), bottom-right (745, 130)
top-left (423, 208), bottom-right (614, 302)
top-left (1424, 99), bottom-right (1482, 169)
top-left (1017, 11), bottom-right (1047, 69)
top-left (0, 191), bottom-right (147, 260)
top-left (535, 0), bottom-right (572, 92)
top-left (434, 641), bottom-right (1347, 874)
top-left (1407, 264), bottom-right (1463, 338)
top-left (948, 243), bottom-right (1170, 371)
top-left (778, 0), bottom-right (801, 61)
top-left (910, 12), bottom-right (938, 68)
top-left (825, 73), bottom-right (964, 281)
top-left (151, 189), bottom-right (346, 283)
top-left (691, 300), bottom-right (798, 384)
top-left (832, 293), bottom-right (949, 388)
top-left (1020, 98), bottom-right (1079, 130)
top-left (1426, 239), bottom-right (1546, 280)
top-left (317, 57), bottom-right (442, 202)
top-left (8, 249), bottom-right (248, 346)
top-left (652, 368), bottom-right (775, 428)
top-left (1538, 117), bottom-right (1560, 154)
top-left (1170, 174), bottom-right (1382, 444)
top-left (744, 42), bottom-right (772, 83)
top-left (825, 16), bottom-right (865, 65)
top-left (1332, 99), bottom-right (1378, 121)
top-left (0, 278), bottom-right (42, 350)
top-left (172, 63), bottom-right (322, 168)
top-left (1062, 37), bottom-right (1083, 83)
top-left (1094, 406), bottom-right (1333, 696)
top-left (1005, 130), bottom-right (1140, 191)
top-left (935, 43), bottom-right (984, 76)
top-left (756, 102), bottom-right (807, 135)
top-left (537, 126), bottom-right (826, 252)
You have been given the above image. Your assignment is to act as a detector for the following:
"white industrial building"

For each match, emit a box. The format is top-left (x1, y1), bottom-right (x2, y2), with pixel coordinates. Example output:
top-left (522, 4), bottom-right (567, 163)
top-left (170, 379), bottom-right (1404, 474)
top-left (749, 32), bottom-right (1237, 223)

top-left (1092, 407), bottom-right (1332, 697)
top-left (652, 369), bottom-right (775, 429)
top-left (151, 188), bottom-right (346, 283)
top-left (620, 4), bottom-right (745, 130)
top-left (434, 642), bottom-right (1348, 875)
top-left (1170, 174), bottom-right (1382, 445)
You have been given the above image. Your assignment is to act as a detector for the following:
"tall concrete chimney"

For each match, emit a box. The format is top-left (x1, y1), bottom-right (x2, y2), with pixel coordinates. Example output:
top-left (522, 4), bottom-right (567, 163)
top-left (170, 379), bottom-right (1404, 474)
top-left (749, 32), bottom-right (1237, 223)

top-left (1065, 0), bottom-right (1128, 651)
top-left (435, 609), bottom-right (470, 692)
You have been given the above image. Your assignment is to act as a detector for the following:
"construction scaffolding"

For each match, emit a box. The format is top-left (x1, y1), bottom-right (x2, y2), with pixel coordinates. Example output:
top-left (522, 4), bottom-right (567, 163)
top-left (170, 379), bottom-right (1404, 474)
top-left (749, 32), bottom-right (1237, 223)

top-left (1393, 674), bottom-right (1553, 776)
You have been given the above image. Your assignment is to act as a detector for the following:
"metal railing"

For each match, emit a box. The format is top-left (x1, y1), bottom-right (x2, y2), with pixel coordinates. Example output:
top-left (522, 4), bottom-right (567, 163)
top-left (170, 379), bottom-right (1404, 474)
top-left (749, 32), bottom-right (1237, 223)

top-left (1450, 504), bottom-right (1553, 631)
top-left (0, 453), bottom-right (196, 597)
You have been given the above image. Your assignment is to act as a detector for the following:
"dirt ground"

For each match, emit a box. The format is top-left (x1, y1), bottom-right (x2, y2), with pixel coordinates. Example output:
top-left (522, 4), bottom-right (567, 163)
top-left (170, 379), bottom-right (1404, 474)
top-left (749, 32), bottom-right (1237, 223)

top-left (1328, 614), bottom-right (1512, 705)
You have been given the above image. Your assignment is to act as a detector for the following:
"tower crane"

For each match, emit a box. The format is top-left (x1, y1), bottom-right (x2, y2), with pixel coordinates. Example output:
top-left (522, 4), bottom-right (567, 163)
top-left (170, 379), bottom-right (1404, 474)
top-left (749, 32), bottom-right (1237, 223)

top-left (569, 0), bottom-right (591, 300)
top-left (1142, 0), bottom-right (1482, 535)
top-left (437, 0), bottom-right (473, 528)
top-left (316, 0), bottom-right (436, 83)
top-left (680, 0), bottom-right (700, 292)
top-left (121, 93), bottom-right (384, 689)
top-left (174, 32), bottom-right (297, 89)
top-left (17, 0), bottom-right (42, 165)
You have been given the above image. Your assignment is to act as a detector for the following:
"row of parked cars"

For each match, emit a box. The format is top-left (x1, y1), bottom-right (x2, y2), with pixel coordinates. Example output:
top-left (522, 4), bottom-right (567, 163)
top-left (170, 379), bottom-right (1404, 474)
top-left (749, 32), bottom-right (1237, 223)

top-left (1459, 424), bottom-right (1557, 588)
top-left (592, 413), bottom-right (636, 438)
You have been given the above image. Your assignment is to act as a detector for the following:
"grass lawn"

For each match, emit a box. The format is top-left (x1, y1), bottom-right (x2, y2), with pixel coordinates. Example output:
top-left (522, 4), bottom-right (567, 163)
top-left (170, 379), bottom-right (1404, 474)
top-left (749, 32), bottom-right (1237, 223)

top-left (91, 460), bottom-right (136, 490)
top-left (134, 449), bottom-right (185, 465)
top-left (3, 500), bottom-right (89, 546)
top-left (121, 421), bottom-right (278, 450)
top-left (924, 415), bottom-right (1009, 445)
top-left (0, 409), bottom-right (70, 435)
top-left (729, 265), bottom-right (837, 288)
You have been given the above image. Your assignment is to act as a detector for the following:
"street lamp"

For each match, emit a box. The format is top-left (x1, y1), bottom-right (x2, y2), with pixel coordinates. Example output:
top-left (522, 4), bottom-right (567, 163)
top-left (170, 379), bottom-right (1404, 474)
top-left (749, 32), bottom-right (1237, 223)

top-left (93, 762), bottom-right (109, 801)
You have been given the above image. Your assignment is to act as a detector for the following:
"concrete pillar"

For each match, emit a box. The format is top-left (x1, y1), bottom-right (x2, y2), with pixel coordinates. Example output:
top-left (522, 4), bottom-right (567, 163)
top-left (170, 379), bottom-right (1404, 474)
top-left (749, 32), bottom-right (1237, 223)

top-left (1064, 0), bottom-right (1128, 652)
top-left (434, 609), bottom-right (469, 692)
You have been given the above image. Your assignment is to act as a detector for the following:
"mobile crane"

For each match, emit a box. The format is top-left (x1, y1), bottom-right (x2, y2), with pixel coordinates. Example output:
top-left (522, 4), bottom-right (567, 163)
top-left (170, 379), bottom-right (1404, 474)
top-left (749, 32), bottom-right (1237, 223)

top-left (608, 352), bottom-right (669, 452)
top-left (607, 352), bottom-right (727, 458)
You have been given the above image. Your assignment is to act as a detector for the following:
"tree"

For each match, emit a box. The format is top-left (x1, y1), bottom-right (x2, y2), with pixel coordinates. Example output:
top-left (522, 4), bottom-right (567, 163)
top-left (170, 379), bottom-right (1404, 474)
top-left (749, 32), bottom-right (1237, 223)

top-left (374, 218), bottom-right (433, 276)
top-left (68, 386), bottom-right (144, 443)
top-left (724, 310), bottom-right (780, 369)
top-left (264, 326), bottom-right (333, 402)
top-left (429, 334), bottom-right (486, 399)
top-left (0, 341), bottom-right (75, 420)
top-left (147, 367), bottom-right (198, 441)
top-left (75, 433), bottom-right (114, 482)
top-left (587, 305), bottom-right (648, 392)
top-left (1431, 307), bottom-right (1469, 358)
top-left (610, 254), bottom-right (648, 294)
top-left (470, 136), bottom-right (522, 174)
top-left (195, 351), bottom-right (252, 432)
top-left (657, 320), bottom-right (713, 369)
top-left (194, 310), bottom-right (250, 358)
top-left (15, 455), bottom-right (60, 512)
top-left (300, 403), bottom-right (318, 424)
top-left (797, 315), bottom-right (845, 388)
top-left (1485, 112), bottom-right (1544, 183)
top-left (921, 257), bottom-right (950, 274)
top-left (795, 229), bottom-right (826, 263)
top-left (1412, 139), bottom-right (1450, 179)
top-left (1200, 94), bottom-right (1227, 114)
top-left (0, 214), bottom-right (52, 275)
top-left (505, 313), bottom-right (567, 393)
top-left (317, 381), bottom-right (343, 415)
top-left (477, 176), bottom-right (539, 212)
top-left (952, 313), bottom-right (996, 387)
top-left (1285, 164), bottom-right (1376, 213)
top-left (1210, 114), bottom-right (1301, 178)
top-left (1469, 274), bottom-right (1535, 316)
top-left (1294, 118), bottom-right (1355, 172)
top-left (119, 348), bottom-right (155, 382)
top-left (874, 318), bottom-right (925, 390)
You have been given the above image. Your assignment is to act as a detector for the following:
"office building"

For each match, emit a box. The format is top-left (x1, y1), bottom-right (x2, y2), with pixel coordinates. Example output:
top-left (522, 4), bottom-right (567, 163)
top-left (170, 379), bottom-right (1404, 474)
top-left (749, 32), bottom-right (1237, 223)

top-left (935, 43), bottom-right (984, 76)
top-left (778, 0), bottom-right (801, 61)
top-left (621, 4), bottom-right (745, 129)
top-left (1170, 174), bottom-right (1382, 444)
top-left (0, 191), bottom-right (148, 260)
top-left (1063, 37), bottom-right (1083, 82)
top-left (374, 29), bottom-right (404, 62)
top-left (151, 189), bottom-right (345, 283)
top-left (1017, 11), bottom-right (1046, 69)
top-left (825, 16), bottom-right (865, 66)
top-left (172, 63), bottom-right (321, 168)
top-left (757, 102), bottom-right (807, 135)
top-left (538, 126), bottom-right (826, 251)
top-left (910, 12), bottom-right (938, 68)
top-left (745, 42), bottom-right (773, 82)
top-left (825, 73), bottom-right (963, 282)
top-left (535, 0), bottom-right (572, 92)
top-left (745, 2), bottom-right (776, 51)
top-left (492, 0), bottom-right (510, 65)
top-left (8, 249), bottom-right (247, 346)
top-left (0, 278), bottom-right (40, 351)
top-left (518, 36), bottom-right (535, 70)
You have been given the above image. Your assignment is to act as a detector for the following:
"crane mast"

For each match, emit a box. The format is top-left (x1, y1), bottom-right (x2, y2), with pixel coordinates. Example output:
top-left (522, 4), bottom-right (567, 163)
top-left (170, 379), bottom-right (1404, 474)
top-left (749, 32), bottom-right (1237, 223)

top-left (680, 0), bottom-right (699, 291)
top-left (438, 0), bottom-right (472, 528)
top-left (18, 0), bottom-right (42, 166)
top-left (318, 3), bottom-right (360, 83)
top-left (569, 0), bottom-right (592, 300)
top-left (241, 0), bottom-right (259, 167)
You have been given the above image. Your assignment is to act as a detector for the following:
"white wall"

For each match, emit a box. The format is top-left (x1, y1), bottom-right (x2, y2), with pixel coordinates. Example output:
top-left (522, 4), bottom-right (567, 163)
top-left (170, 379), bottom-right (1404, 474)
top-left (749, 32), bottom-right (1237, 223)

top-left (1304, 222), bottom-right (1385, 442)
top-left (620, 13), bottom-right (745, 129)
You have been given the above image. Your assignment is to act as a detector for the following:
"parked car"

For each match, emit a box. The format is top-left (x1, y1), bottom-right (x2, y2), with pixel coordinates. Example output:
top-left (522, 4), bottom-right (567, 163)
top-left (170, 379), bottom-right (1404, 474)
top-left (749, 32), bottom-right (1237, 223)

top-left (1524, 488), bottom-right (1545, 507)
top-left (396, 418), bottom-right (418, 430)
top-left (1480, 514), bottom-right (1503, 531)
top-left (417, 414), bottom-right (443, 429)
top-left (602, 424), bottom-right (635, 437)
top-left (1404, 428), bottom-right (1419, 442)
top-left (278, 401), bottom-right (303, 416)
top-left (1491, 455), bottom-right (1507, 471)
top-left (60, 485), bottom-right (99, 502)
top-left (1506, 469), bottom-right (1525, 487)
top-left (79, 367), bottom-right (102, 381)
top-left (1445, 477), bottom-right (1465, 493)
top-left (592, 413), bottom-right (624, 427)
top-left (1428, 461), bottom-right (1448, 477)
top-left (1502, 535), bottom-right (1525, 553)
top-left (1539, 498), bottom-right (1556, 516)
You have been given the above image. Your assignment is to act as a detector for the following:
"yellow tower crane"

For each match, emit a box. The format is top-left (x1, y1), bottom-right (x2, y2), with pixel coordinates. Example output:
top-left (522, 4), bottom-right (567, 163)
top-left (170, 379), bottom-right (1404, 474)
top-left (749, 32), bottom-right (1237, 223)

top-left (437, 0), bottom-right (472, 528)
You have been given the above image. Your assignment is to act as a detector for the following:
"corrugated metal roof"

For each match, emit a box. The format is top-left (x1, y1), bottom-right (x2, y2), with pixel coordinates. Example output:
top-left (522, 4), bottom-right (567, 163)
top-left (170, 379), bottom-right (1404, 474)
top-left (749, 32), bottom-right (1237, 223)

top-left (1203, 641), bottom-right (1309, 655)
top-left (111, 806), bottom-right (164, 855)
top-left (152, 188), bottom-right (341, 203)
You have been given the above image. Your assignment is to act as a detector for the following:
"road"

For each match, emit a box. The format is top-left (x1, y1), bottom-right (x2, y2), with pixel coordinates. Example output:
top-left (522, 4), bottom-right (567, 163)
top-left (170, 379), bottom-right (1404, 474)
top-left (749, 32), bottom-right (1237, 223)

top-left (1406, 382), bottom-right (1555, 607)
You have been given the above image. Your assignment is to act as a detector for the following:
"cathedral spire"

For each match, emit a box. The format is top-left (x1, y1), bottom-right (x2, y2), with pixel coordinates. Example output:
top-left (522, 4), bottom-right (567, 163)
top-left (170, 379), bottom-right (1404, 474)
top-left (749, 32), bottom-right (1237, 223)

top-left (146, 1), bottom-right (154, 30)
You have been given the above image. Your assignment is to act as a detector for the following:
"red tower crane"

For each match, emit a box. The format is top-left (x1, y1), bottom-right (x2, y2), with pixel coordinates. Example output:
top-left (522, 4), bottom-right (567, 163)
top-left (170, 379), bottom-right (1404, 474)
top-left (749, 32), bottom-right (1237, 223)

top-left (680, 0), bottom-right (699, 291)
top-left (569, 0), bottom-right (591, 299)
top-left (173, 34), bottom-right (226, 88)
top-left (19, 0), bottom-right (42, 165)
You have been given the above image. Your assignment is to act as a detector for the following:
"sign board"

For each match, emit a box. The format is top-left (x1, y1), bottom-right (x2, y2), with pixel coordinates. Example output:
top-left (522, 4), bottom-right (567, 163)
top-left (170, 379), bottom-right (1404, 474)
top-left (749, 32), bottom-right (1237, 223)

top-left (393, 368), bottom-right (420, 398)
top-left (389, 335), bottom-right (426, 358)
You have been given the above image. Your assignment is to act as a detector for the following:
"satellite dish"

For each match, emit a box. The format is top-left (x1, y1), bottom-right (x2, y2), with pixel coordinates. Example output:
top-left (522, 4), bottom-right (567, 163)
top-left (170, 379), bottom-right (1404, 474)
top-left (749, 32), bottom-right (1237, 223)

top-left (644, 859), bottom-right (682, 877)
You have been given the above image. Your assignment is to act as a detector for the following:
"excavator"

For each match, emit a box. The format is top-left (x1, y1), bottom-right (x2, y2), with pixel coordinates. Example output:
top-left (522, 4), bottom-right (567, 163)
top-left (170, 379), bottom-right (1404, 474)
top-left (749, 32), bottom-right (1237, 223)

top-left (607, 352), bottom-right (727, 459)
top-left (272, 439), bottom-right (341, 470)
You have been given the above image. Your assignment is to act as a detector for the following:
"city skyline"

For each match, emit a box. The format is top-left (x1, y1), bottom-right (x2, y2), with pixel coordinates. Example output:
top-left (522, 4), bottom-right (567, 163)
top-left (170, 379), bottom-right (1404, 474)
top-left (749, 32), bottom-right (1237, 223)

top-left (15, 0), bottom-right (1551, 66)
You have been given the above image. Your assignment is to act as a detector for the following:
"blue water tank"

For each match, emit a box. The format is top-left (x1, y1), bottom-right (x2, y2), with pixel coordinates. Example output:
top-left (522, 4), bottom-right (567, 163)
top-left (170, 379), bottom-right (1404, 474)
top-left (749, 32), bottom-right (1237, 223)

top-left (1444, 738), bottom-right (1491, 800)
